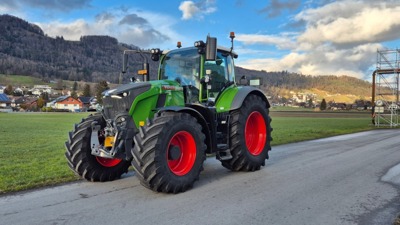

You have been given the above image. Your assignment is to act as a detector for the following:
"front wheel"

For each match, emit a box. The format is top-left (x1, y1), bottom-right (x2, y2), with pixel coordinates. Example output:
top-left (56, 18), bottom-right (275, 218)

top-left (131, 112), bottom-right (206, 193)
top-left (65, 114), bottom-right (130, 181)
top-left (220, 95), bottom-right (272, 171)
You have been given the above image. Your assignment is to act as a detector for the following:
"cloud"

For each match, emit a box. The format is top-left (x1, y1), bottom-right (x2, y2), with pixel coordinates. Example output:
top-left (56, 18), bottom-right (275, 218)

top-left (119, 14), bottom-right (148, 26)
top-left (297, 1), bottom-right (400, 48)
top-left (178, 0), bottom-right (217, 20)
top-left (237, 43), bottom-right (381, 78)
top-left (259, 0), bottom-right (301, 18)
top-left (235, 33), bottom-right (297, 50)
top-left (179, 1), bottom-right (200, 20)
top-left (0, 0), bottom-right (91, 11)
top-left (236, 0), bottom-right (400, 78)
top-left (95, 12), bottom-right (115, 23)
top-left (37, 9), bottom-right (177, 48)
top-left (38, 19), bottom-right (92, 40)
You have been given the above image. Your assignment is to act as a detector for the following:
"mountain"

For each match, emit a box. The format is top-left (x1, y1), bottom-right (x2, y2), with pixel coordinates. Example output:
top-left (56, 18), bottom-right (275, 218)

top-left (235, 67), bottom-right (372, 102)
top-left (0, 14), bottom-right (150, 83)
top-left (0, 14), bottom-right (372, 103)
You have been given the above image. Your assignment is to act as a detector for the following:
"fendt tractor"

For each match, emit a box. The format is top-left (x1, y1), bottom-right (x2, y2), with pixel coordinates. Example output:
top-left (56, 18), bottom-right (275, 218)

top-left (65, 33), bottom-right (273, 193)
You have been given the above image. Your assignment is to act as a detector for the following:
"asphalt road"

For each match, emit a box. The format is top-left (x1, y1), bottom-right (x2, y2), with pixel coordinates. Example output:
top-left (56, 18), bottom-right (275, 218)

top-left (1, 129), bottom-right (400, 225)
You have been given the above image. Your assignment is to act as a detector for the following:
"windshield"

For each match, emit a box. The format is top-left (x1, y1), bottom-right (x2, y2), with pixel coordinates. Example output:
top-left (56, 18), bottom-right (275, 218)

top-left (160, 48), bottom-right (200, 87)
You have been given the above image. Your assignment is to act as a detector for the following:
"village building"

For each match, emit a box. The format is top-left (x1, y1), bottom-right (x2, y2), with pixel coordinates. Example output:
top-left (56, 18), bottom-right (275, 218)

top-left (0, 93), bottom-right (12, 112)
top-left (47, 96), bottom-right (83, 112)
top-left (78, 96), bottom-right (97, 111)
top-left (29, 85), bottom-right (53, 96)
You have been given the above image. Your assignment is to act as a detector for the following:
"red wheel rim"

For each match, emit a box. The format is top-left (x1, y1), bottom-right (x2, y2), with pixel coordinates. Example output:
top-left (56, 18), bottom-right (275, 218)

top-left (245, 111), bottom-right (267, 156)
top-left (167, 131), bottom-right (196, 176)
top-left (96, 157), bottom-right (122, 167)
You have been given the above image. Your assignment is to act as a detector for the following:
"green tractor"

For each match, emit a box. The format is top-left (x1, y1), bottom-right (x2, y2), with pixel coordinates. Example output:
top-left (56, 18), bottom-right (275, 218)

top-left (65, 33), bottom-right (272, 193)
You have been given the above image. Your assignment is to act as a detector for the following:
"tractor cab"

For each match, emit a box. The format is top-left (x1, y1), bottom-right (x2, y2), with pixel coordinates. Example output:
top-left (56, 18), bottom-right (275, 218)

top-left (159, 46), bottom-right (237, 105)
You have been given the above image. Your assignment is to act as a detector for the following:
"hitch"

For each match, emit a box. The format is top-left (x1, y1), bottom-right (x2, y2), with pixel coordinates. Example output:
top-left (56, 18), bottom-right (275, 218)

top-left (90, 122), bottom-right (114, 158)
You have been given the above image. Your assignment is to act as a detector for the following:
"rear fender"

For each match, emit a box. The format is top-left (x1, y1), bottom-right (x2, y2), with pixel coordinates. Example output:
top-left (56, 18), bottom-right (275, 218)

top-left (230, 86), bottom-right (270, 111)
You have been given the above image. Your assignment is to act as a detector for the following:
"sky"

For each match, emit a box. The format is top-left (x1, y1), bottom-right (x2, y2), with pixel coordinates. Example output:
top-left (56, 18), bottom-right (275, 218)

top-left (1, 0), bottom-right (400, 80)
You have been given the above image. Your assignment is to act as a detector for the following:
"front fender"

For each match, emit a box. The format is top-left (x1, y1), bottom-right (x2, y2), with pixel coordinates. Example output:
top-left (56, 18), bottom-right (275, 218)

top-left (156, 106), bottom-right (214, 154)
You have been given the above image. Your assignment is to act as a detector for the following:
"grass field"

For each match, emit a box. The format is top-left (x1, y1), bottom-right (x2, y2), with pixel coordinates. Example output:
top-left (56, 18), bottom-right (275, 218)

top-left (0, 112), bottom-right (90, 194)
top-left (0, 74), bottom-right (82, 91)
top-left (0, 74), bottom-right (47, 86)
top-left (0, 111), bottom-right (376, 194)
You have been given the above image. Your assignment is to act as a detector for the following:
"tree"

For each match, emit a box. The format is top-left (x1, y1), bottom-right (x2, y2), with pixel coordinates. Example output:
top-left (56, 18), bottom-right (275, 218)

top-left (95, 80), bottom-right (109, 104)
top-left (4, 84), bottom-right (13, 95)
top-left (37, 97), bottom-right (45, 109)
top-left (40, 92), bottom-right (49, 101)
top-left (56, 79), bottom-right (63, 90)
top-left (71, 91), bottom-right (78, 99)
top-left (73, 81), bottom-right (78, 91)
top-left (320, 99), bottom-right (327, 110)
top-left (69, 81), bottom-right (80, 99)
top-left (308, 98), bottom-right (313, 108)
top-left (83, 84), bottom-right (91, 97)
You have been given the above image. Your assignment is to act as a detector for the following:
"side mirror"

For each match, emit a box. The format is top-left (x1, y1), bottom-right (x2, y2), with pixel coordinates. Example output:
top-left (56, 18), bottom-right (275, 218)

top-left (239, 75), bottom-right (248, 85)
top-left (205, 36), bottom-right (217, 61)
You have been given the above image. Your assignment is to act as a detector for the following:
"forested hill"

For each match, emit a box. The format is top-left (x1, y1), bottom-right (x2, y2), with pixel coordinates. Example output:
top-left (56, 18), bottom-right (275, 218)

top-left (235, 67), bottom-right (372, 98)
top-left (0, 14), bottom-right (371, 100)
top-left (0, 14), bottom-right (144, 83)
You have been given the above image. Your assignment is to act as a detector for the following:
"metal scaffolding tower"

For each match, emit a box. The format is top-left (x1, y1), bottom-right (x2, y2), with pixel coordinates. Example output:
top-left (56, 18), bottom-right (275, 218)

top-left (372, 49), bottom-right (400, 127)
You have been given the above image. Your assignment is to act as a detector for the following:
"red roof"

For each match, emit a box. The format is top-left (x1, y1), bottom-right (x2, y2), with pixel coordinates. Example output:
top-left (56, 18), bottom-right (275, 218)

top-left (57, 96), bottom-right (83, 106)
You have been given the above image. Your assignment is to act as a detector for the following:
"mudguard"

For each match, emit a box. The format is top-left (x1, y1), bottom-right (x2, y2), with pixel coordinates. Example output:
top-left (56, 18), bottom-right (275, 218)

top-left (156, 105), bottom-right (216, 154)
top-left (215, 86), bottom-right (270, 113)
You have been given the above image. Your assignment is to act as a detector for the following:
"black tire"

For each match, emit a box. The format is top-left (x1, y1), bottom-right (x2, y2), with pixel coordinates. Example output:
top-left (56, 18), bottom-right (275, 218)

top-left (131, 112), bottom-right (206, 193)
top-left (65, 114), bottom-right (130, 182)
top-left (220, 95), bottom-right (272, 171)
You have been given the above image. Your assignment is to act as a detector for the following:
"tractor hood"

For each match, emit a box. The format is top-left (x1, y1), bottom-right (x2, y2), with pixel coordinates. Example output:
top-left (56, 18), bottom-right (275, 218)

top-left (102, 82), bottom-right (151, 121)
top-left (103, 82), bottom-right (151, 98)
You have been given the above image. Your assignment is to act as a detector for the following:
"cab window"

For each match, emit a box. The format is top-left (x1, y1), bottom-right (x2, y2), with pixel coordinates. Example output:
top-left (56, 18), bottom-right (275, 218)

top-left (204, 51), bottom-right (235, 93)
top-left (160, 48), bottom-right (200, 87)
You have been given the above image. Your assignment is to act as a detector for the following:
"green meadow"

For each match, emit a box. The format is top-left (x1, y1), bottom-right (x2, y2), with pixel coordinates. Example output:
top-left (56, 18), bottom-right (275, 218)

top-left (0, 111), bottom-right (375, 194)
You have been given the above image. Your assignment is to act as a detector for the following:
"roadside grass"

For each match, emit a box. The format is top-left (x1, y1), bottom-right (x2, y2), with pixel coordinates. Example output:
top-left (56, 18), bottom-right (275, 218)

top-left (271, 117), bottom-right (374, 146)
top-left (0, 112), bottom-right (376, 194)
top-left (0, 112), bottom-right (90, 194)
top-left (270, 106), bottom-right (314, 111)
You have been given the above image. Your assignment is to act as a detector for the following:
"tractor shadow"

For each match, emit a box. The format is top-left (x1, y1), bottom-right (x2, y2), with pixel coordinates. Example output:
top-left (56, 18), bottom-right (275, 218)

top-left (191, 157), bottom-right (250, 190)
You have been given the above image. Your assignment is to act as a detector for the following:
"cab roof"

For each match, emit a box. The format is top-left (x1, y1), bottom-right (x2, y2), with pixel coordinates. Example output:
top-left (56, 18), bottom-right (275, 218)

top-left (163, 46), bottom-right (238, 58)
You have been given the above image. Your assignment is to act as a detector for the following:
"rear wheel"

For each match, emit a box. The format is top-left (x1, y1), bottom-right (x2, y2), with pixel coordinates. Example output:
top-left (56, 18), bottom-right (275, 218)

top-left (220, 95), bottom-right (272, 171)
top-left (131, 112), bottom-right (206, 193)
top-left (65, 114), bottom-right (130, 181)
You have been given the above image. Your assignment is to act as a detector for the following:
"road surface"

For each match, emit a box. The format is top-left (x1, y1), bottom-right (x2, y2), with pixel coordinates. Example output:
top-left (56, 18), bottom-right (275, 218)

top-left (1, 129), bottom-right (400, 225)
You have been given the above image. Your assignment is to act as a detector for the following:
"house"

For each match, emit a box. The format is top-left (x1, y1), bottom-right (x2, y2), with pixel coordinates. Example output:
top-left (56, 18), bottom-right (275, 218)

top-left (78, 96), bottom-right (95, 111)
top-left (11, 96), bottom-right (34, 108)
top-left (25, 99), bottom-right (38, 111)
top-left (0, 86), bottom-right (5, 94)
top-left (49, 96), bottom-right (83, 112)
top-left (13, 87), bottom-right (24, 95)
top-left (0, 94), bottom-right (12, 112)
top-left (29, 85), bottom-right (53, 96)
top-left (0, 93), bottom-right (11, 107)
top-left (329, 102), bottom-right (347, 110)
